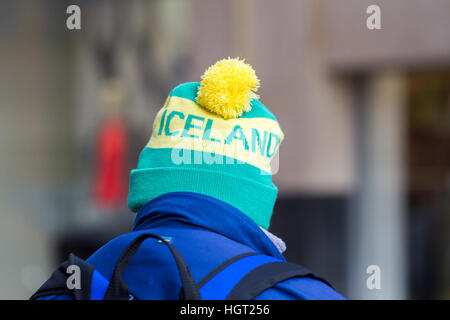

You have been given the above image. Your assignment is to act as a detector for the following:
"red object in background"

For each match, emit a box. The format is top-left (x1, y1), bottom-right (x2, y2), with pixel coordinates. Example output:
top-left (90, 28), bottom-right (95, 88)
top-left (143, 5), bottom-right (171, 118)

top-left (92, 118), bottom-right (128, 210)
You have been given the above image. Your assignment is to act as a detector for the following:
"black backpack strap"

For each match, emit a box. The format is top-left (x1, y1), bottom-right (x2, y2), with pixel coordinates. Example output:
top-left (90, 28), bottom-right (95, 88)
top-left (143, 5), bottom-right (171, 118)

top-left (226, 261), bottom-right (333, 300)
top-left (197, 252), bottom-right (260, 289)
top-left (30, 253), bottom-right (95, 300)
top-left (31, 233), bottom-right (201, 300)
top-left (103, 233), bottom-right (201, 300)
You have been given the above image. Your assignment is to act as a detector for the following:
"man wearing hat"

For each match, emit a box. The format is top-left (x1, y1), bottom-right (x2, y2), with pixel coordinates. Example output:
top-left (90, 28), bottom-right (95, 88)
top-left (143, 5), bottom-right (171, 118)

top-left (32, 58), bottom-right (345, 300)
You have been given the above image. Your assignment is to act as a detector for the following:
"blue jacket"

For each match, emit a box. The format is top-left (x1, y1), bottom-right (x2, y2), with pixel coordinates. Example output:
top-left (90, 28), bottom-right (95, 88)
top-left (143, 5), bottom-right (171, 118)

top-left (42, 192), bottom-right (345, 300)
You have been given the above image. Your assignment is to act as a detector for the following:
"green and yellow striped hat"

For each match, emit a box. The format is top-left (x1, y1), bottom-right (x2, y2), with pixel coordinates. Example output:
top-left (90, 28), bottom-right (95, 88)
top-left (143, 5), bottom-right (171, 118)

top-left (128, 58), bottom-right (284, 229)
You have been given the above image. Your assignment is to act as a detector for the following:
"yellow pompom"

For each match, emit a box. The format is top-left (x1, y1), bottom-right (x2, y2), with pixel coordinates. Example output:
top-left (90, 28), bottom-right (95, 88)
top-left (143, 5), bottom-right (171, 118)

top-left (196, 58), bottom-right (260, 119)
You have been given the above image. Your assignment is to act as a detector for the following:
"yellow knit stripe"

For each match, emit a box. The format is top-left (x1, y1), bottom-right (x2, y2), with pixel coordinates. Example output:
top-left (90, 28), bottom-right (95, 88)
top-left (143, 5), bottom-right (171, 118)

top-left (146, 96), bottom-right (283, 172)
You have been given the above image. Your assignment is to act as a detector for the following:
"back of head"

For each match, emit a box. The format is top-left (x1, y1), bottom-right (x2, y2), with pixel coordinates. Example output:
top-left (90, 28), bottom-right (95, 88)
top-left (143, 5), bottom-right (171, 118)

top-left (128, 58), bottom-right (284, 229)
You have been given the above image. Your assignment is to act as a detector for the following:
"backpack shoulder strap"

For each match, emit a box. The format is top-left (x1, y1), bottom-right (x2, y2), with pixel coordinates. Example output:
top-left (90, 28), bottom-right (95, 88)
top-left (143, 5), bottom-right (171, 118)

top-left (198, 252), bottom-right (332, 300)
top-left (198, 253), bottom-right (280, 299)
top-left (31, 232), bottom-right (201, 300)
top-left (104, 233), bottom-right (201, 300)
top-left (226, 261), bottom-right (332, 300)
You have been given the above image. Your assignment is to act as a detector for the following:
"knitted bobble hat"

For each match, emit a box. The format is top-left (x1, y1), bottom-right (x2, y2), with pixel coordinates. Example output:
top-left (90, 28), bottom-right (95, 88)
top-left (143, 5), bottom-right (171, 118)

top-left (128, 58), bottom-right (284, 229)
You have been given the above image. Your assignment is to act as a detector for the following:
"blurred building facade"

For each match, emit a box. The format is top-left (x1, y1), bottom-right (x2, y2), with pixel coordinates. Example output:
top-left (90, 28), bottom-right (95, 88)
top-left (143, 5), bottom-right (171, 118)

top-left (1, 0), bottom-right (450, 299)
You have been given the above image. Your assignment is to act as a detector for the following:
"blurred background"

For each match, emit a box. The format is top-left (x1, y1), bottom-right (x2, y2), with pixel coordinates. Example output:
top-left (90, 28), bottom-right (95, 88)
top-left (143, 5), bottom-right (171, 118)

top-left (1, 0), bottom-right (450, 299)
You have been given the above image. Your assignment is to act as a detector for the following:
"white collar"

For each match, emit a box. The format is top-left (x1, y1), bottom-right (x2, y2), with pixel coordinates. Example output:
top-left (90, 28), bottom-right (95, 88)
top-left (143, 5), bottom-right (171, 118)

top-left (260, 227), bottom-right (287, 254)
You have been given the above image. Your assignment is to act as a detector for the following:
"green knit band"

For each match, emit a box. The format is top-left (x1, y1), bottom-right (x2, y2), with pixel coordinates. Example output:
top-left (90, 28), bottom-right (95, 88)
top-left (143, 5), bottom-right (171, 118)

top-left (128, 147), bottom-right (278, 229)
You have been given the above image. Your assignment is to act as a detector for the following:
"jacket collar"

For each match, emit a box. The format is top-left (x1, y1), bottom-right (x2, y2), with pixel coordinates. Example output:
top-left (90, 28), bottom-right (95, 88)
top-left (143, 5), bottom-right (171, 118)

top-left (132, 192), bottom-right (285, 260)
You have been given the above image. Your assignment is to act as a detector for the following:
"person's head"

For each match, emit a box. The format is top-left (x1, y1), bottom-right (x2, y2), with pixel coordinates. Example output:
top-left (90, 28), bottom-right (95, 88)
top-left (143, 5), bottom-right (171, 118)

top-left (128, 58), bottom-right (284, 229)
